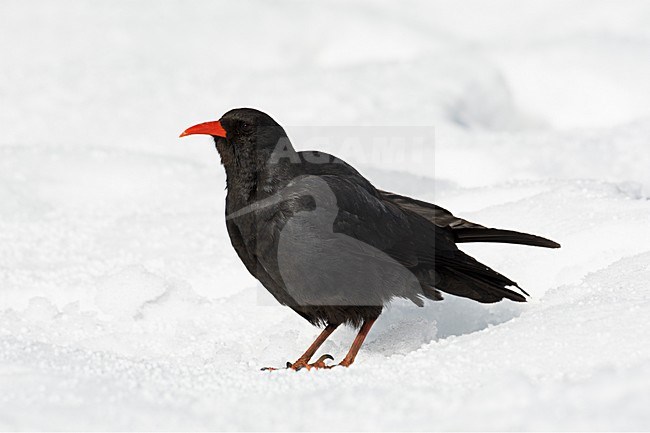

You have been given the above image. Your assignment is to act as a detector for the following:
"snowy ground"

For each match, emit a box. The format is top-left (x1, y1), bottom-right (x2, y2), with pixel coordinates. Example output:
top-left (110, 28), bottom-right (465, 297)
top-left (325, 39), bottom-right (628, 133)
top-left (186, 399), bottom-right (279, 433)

top-left (2, 0), bottom-right (650, 430)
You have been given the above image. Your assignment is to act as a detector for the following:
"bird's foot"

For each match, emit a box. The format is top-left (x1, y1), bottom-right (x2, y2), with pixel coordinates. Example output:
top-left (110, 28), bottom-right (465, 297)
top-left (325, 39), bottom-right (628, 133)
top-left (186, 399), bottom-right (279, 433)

top-left (261, 354), bottom-right (335, 371)
top-left (289, 354), bottom-right (335, 371)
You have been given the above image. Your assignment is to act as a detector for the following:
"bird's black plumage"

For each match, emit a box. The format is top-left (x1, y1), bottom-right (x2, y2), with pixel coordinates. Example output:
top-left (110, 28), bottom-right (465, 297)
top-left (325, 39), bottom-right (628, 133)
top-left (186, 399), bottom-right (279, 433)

top-left (182, 107), bottom-right (560, 369)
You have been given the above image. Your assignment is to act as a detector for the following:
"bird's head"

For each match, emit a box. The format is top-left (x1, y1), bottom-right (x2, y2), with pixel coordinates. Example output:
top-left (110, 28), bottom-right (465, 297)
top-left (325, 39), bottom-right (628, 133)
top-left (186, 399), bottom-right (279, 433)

top-left (180, 108), bottom-right (293, 171)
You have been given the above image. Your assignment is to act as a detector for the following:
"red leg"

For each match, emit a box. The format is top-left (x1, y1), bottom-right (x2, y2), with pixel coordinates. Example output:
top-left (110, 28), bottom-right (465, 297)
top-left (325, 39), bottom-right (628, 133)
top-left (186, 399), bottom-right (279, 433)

top-left (289, 323), bottom-right (339, 370)
top-left (338, 318), bottom-right (377, 367)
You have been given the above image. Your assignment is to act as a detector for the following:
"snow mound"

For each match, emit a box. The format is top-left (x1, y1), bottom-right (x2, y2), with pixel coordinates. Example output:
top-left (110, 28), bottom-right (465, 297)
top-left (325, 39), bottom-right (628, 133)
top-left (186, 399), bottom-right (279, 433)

top-left (95, 265), bottom-right (168, 319)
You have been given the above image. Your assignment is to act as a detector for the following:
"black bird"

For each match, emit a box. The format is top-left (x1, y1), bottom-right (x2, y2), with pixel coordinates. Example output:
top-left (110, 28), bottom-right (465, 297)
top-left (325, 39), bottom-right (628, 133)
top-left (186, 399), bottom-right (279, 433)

top-left (180, 108), bottom-right (560, 370)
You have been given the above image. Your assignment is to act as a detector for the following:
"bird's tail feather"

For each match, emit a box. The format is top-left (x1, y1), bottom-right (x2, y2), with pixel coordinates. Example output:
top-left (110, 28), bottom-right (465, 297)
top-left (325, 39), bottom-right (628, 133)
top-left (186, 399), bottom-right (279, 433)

top-left (453, 227), bottom-right (560, 249)
top-left (435, 251), bottom-right (528, 303)
top-left (377, 190), bottom-right (560, 249)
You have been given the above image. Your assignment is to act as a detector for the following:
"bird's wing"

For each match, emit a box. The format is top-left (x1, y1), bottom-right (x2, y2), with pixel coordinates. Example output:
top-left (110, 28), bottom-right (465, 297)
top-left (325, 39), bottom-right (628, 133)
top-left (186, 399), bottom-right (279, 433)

top-left (321, 175), bottom-right (530, 303)
top-left (377, 190), bottom-right (486, 230)
top-left (322, 177), bottom-right (440, 266)
top-left (378, 190), bottom-right (560, 249)
top-left (245, 172), bottom-right (529, 305)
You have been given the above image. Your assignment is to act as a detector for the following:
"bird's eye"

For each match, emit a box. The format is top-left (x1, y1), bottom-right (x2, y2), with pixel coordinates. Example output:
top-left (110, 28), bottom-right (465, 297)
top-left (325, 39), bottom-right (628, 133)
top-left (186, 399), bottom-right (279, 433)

top-left (240, 122), bottom-right (254, 135)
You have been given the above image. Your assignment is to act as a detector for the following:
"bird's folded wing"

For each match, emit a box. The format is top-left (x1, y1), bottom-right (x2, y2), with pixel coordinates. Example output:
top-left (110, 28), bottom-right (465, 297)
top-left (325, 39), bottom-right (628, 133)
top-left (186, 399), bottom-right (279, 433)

top-left (379, 190), bottom-right (560, 248)
top-left (377, 190), bottom-right (485, 229)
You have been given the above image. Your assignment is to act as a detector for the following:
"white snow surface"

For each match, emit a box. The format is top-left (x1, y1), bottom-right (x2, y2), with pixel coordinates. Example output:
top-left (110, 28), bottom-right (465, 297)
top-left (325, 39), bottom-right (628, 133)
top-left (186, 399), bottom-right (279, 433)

top-left (2, 0), bottom-right (650, 430)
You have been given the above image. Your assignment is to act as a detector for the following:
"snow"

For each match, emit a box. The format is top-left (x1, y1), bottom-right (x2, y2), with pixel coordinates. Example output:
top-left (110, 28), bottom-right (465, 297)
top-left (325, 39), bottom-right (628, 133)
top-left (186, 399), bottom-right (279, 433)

top-left (2, 0), bottom-right (650, 430)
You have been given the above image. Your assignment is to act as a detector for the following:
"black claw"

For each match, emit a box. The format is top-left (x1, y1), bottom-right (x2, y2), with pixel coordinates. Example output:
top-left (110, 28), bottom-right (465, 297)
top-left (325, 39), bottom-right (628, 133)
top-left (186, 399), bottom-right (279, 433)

top-left (316, 354), bottom-right (334, 363)
top-left (286, 362), bottom-right (293, 368)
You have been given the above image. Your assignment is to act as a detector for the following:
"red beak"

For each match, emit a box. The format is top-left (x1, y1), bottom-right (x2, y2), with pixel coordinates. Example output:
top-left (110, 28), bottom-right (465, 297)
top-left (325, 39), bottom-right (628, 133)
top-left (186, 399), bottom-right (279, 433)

top-left (179, 121), bottom-right (227, 138)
